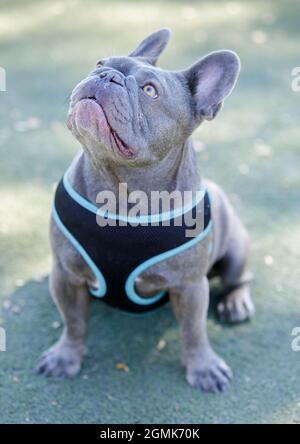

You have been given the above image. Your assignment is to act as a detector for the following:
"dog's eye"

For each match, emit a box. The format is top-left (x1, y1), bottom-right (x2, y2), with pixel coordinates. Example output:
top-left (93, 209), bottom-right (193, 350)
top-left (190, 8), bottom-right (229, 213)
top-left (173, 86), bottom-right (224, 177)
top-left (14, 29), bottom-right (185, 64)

top-left (142, 84), bottom-right (158, 99)
top-left (96, 60), bottom-right (104, 67)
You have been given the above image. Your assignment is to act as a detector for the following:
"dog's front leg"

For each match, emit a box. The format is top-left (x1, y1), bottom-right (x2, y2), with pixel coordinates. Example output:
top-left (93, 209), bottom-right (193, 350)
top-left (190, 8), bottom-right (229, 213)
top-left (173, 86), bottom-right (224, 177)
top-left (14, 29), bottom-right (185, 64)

top-left (170, 278), bottom-right (232, 393)
top-left (36, 262), bottom-right (90, 377)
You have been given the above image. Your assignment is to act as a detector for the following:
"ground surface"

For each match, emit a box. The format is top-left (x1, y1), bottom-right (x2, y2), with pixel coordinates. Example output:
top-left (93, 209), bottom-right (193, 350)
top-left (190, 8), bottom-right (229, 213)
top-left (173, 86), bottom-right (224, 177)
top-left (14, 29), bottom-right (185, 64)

top-left (0, 0), bottom-right (300, 424)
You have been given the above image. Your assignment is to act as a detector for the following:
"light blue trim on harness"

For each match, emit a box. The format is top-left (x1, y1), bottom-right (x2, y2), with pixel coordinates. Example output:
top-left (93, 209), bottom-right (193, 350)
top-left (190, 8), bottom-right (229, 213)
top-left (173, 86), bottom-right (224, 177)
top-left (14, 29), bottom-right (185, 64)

top-left (125, 219), bottom-right (212, 306)
top-left (63, 168), bottom-right (206, 224)
top-left (52, 204), bottom-right (107, 298)
top-left (55, 171), bottom-right (212, 306)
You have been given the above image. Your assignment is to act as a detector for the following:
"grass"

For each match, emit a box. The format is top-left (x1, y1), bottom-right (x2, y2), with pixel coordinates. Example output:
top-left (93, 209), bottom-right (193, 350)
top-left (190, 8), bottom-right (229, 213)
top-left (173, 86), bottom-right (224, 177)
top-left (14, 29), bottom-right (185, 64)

top-left (0, 0), bottom-right (300, 424)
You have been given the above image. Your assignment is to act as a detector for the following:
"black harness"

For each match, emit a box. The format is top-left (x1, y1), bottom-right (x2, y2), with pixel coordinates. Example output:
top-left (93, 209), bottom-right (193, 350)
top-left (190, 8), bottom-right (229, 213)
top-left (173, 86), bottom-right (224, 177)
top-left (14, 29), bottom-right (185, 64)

top-left (53, 171), bottom-right (212, 314)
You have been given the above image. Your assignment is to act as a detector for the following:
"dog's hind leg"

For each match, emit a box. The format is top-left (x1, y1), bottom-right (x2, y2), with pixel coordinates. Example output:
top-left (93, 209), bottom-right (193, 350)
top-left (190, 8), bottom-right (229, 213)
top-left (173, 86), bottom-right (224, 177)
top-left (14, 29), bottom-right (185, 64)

top-left (215, 218), bottom-right (255, 323)
top-left (35, 261), bottom-right (90, 377)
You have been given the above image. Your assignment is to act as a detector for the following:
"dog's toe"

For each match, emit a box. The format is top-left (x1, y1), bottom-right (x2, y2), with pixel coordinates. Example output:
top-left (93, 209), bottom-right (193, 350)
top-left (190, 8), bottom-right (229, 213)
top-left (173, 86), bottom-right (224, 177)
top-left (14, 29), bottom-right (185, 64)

top-left (35, 342), bottom-right (83, 378)
top-left (186, 353), bottom-right (232, 393)
top-left (217, 286), bottom-right (255, 323)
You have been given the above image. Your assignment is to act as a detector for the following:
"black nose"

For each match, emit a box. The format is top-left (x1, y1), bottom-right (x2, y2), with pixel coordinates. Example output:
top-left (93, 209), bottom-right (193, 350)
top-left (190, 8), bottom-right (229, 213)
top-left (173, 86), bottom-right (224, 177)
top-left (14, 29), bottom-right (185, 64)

top-left (99, 71), bottom-right (124, 87)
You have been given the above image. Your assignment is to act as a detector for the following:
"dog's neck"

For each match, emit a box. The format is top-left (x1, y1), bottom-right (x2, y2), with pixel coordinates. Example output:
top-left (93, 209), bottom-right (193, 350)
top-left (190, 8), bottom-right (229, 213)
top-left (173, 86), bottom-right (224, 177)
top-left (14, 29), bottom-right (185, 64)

top-left (69, 138), bottom-right (201, 203)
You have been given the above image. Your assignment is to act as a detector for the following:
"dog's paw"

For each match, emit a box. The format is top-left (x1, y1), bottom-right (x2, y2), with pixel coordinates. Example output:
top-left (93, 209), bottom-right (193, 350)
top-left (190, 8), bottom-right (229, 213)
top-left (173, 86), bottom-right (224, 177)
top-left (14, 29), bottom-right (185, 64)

top-left (217, 285), bottom-right (255, 323)
top-left (186, 351), bottom-right (232, 393)
top-left (35, 341), bottom-right (84, 378)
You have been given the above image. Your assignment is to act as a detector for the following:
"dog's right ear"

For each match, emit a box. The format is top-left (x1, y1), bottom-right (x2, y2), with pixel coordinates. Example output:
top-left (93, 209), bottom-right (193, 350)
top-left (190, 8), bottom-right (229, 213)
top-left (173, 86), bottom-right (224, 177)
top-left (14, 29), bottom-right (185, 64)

top-left (129, 28), bottom-right (171, 65)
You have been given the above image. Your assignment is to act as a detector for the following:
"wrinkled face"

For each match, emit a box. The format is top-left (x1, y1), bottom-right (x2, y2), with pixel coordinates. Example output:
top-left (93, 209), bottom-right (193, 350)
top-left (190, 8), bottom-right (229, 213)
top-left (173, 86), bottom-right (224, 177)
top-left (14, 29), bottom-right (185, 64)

top-left (68, 57), bottom-right (191, 166)
top-left (67, 29), bottom-right (240, 168)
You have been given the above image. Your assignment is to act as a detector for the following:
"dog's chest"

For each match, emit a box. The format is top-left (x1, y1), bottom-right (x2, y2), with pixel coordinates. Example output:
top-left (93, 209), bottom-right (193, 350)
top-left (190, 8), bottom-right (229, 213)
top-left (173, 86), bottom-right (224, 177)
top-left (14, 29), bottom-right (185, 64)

top-left (53, 171), bottom-right (212, 314)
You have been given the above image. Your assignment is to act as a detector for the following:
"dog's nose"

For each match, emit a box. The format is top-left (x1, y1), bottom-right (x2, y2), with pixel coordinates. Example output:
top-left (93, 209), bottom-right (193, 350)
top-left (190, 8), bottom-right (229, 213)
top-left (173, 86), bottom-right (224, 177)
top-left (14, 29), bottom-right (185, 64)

top-left (99, 71), bottom-right (124, 87)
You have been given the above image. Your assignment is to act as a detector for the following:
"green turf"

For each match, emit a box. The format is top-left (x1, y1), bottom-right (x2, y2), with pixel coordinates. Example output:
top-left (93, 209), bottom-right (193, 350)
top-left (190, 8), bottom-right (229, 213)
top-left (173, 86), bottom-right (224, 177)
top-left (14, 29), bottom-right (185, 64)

top-left (0, 0), bottom-right (300, 424)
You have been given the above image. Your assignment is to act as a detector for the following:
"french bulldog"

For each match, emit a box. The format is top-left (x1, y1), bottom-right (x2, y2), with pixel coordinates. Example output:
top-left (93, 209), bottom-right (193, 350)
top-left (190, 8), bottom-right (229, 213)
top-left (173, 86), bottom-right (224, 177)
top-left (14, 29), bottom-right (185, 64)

top-left (36, 29), bottom-right (254, 393)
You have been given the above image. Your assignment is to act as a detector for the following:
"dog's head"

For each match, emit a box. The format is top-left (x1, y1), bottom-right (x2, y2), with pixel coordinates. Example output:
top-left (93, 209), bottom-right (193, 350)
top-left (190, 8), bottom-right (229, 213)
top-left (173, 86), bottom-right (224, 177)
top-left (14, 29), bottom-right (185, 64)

top-left (68, 29), bottom-right (240, 167)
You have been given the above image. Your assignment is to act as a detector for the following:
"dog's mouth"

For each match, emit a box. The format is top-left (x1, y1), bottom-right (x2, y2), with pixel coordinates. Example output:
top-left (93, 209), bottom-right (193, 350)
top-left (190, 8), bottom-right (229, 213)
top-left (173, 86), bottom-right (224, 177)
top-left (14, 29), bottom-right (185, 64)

top-left (84, 96), bottom-right (136, 159)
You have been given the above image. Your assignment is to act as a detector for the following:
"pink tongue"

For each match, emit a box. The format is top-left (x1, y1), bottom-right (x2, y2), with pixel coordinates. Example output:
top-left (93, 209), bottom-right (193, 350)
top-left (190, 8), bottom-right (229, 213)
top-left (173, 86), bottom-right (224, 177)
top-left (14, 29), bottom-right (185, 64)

top-left (74, 99), bottom-right (110, 137)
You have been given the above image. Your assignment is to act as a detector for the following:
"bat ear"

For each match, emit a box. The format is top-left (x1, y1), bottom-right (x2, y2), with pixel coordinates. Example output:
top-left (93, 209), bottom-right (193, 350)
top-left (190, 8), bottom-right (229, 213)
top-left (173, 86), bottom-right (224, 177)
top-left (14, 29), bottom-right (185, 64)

top-left (129, 28), bottom-right (171, 65)
top-left (183, 50), bottom-right (240, 121)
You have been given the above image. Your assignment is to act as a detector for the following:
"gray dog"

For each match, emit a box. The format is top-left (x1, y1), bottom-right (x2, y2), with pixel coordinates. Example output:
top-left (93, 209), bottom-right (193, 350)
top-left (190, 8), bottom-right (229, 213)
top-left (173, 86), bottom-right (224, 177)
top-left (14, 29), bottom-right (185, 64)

top-left (36, 29), bottom-right (254, 393)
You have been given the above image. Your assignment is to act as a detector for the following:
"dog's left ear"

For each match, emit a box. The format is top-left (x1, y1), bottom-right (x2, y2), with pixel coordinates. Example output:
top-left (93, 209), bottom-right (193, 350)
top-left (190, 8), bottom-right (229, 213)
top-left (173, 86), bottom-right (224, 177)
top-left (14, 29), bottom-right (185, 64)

top-left (129, 28), bottom-right (171, 65)
top-left (183, 50), bottom-right (240, 121)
